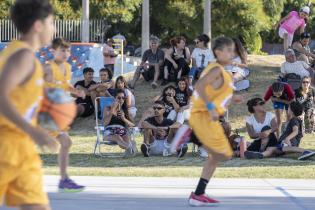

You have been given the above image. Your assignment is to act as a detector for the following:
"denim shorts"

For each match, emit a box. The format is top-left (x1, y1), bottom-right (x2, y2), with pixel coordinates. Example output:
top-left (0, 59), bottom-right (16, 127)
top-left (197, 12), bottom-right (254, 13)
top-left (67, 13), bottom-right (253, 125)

top-left (273, 102), bottom-right (289, 110)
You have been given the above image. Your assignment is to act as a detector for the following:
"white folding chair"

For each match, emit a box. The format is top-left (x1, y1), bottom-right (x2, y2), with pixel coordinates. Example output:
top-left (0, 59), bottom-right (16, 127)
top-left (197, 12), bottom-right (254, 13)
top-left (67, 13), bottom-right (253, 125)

top-left (94, 96), bottom-right (138, 157)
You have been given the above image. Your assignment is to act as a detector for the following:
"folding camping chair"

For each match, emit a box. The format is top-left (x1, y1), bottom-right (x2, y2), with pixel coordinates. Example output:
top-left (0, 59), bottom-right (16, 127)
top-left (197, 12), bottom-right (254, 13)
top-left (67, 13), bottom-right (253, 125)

top-left (94, 96), bottom-right (138, 157)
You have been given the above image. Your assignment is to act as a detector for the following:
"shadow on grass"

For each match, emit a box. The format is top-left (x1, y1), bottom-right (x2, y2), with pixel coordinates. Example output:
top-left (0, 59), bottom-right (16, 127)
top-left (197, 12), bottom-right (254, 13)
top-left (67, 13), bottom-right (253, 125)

top-left (40, 153), bottom-right (315, 168)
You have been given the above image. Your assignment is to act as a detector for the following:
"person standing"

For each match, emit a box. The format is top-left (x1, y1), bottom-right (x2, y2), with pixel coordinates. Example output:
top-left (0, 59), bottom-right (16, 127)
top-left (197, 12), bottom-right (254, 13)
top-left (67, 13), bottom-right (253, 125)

top-left (103, 38), bottom-right (117, 74)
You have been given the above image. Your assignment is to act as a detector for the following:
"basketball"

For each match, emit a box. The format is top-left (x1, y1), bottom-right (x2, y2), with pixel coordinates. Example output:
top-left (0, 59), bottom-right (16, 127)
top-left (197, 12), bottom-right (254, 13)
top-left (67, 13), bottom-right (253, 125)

top-left (38, 88), bottom-right (77, 131)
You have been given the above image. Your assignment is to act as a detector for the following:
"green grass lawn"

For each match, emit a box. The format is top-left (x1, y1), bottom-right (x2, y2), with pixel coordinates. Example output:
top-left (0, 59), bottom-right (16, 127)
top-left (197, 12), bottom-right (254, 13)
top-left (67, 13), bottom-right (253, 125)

top-left (41, 55), bottom-right (315, 178)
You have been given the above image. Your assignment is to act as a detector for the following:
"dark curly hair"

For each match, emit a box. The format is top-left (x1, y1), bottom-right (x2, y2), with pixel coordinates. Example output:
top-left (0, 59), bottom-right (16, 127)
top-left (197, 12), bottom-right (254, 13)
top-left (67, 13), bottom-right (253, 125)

top-left (289, 101), bottom-right (304, 117)
top-left (246, 97), bottom-right (265, 113)
top-left (11, 0), bottom-right (53, 34)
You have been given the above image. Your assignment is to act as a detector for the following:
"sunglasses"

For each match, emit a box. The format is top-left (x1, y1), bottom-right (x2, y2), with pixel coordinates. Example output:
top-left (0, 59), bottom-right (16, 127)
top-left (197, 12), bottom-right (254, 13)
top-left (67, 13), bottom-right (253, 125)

top-left (255, 101), bottom-right (265, 106)
top-left (303, 81), bottom-right (310, 84)
top-left (153, 106), bottom-right (164, 110)
top-left (117, 96), bottom-right (125, 100)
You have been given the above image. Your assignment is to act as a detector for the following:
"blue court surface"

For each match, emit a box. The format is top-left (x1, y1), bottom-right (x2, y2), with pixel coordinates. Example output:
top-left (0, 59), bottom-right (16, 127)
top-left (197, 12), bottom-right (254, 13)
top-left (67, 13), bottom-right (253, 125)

top-left (1, 176), bottom-right (315, 210)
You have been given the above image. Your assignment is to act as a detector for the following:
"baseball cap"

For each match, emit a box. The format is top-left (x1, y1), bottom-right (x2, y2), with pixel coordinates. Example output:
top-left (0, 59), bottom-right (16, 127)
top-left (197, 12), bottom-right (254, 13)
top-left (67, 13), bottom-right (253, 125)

top-left (301, 6), bottom-right (310, 15)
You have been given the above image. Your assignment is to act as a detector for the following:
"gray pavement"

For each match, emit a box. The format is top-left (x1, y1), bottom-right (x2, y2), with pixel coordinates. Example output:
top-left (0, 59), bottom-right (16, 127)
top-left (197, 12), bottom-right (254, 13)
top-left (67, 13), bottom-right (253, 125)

top-left (1, 176), bottom-right (315, 210)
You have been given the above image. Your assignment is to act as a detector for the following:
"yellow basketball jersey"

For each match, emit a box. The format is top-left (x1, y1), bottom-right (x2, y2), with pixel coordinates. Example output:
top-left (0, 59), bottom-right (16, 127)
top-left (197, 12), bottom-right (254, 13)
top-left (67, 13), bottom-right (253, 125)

top-left (191, 62), bottom-right (234, 116)
top-left (0, 41), bottom-right (44, 165)
top-left (0, 40), bottom-right (44, 132)
top-left (45, 61), bottom-right (71, 91)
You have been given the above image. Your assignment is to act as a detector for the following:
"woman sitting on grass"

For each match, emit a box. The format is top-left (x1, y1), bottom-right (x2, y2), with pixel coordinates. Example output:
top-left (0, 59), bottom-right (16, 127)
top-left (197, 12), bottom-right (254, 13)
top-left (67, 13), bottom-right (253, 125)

top-left (115, 76), bottom-right (137, 120)
top-left (103, 89), bottom-right (137, 157)
top-left (244, 98), bottom-right (278, 157)
top-left (174, 77), bottom-right (192, 124)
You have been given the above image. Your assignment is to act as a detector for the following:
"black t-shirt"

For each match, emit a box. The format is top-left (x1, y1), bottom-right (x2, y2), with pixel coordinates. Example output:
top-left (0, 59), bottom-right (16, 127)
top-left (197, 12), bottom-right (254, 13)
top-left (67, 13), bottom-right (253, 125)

top-left (145, 116), bottom-right (174, 139)
top-left (142, 49), bottom-right (164, 64)
top-left (74, 80), bottom-right (96, 105)
top-left (162, 97), bottom-right (175, 117)
top-left (279, 117), bottom-right (303, 144)
top-left (295, 88), bottom-right (315, 111)
top-left (175, 88), bottom-right (189, 107)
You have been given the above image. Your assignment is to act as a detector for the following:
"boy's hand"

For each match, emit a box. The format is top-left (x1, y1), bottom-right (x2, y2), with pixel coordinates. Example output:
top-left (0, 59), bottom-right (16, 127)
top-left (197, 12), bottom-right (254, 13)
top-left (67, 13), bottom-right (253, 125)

top-left (76, 90), bottom-right (86, 99)
top-left (284, 138), bottom-right (292, 147)
top-left (29, 127), bottom-right (59, 153)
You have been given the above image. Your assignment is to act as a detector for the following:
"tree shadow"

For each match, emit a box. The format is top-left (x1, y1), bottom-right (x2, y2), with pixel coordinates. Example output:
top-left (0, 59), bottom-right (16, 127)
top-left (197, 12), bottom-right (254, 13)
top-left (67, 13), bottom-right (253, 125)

top-left (40, 153), bottom-right (315, 168)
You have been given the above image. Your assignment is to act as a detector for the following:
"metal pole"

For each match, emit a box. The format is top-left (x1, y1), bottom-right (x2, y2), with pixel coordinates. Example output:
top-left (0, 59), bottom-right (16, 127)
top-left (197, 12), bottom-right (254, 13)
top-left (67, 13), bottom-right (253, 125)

top-left (203, 0), bottom-right (211, 47)
top-left (141, 0), bottom-right (150, 56)
top-left (121, 39), bottom-right (124, 75)
top-left (82, 0), bottom-right (89, 42)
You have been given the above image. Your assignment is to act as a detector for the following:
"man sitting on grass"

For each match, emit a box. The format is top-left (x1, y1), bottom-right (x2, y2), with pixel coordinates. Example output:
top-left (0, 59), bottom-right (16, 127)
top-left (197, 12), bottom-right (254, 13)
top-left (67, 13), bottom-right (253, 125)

top-left (140, 101), bottom-right (187, 158)
top-left (244, 101), bottom-right (315, 160)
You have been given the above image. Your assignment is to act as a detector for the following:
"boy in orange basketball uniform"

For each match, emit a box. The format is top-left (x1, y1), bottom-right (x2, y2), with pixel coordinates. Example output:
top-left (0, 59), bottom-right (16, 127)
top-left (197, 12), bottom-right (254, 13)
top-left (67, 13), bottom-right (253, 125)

top-left (188, 37), bottom-right (244, 207)
top-left (44, 38), bottom-right (85, 192)
top-left (0, 0), bottom-right (57, 209)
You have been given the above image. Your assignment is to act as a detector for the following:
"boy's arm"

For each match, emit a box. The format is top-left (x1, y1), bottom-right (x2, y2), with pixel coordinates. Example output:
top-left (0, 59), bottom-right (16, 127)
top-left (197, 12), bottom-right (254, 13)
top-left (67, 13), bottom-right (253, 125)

top-left (284, 125), bottom-right (299, 146)
top-left (0, 50), bottom-right (58, 151)
top-left (195, 67), bottom-right (223, 121)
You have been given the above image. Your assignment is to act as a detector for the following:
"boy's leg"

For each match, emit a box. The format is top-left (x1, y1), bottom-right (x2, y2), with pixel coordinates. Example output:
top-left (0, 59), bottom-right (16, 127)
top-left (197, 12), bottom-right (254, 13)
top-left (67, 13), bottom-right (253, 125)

top-left (56, 133), bottom-right (72, 180)
top-left (283, 33), bottom-right (289, 51)
top-left (129, 66), bottom-right (142, 89)
top-left (275, 109), bottom-right (283, 137)
top-left (57, 133), bottom-right (85, 192)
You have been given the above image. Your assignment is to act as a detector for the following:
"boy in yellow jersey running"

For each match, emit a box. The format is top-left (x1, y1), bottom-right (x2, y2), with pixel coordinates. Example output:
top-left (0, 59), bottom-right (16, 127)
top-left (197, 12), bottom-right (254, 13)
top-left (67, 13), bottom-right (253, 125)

top-left (44, 38), bottom-right (85, 192)
top-left (0, 0), bottom-right (57, 210)
top-left (188, 37), bottom-right (244, 206)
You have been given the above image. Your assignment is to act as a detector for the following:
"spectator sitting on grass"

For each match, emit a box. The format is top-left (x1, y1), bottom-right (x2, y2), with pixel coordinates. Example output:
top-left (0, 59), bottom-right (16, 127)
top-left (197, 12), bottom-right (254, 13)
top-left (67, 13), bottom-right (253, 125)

top-left (140, 101), bottom-right (185, 157)
top-left (174, 77), bottom-right (192, 124)
top-left (188, 34), bottom-right (215, 88)
top-left (292, 32), bottom-right (315, 66)
top-left (264, 82), bottom-right (295, 137)
top-left (245, 98), bottom-right (278, 155)
top-left (115, 76), bottom-right (137, 120)
top-left (74, 67), bottom-right (97, 118)
top-left (244, 101), bottom-right (315, 160)
top-left (225, 38), bottom-right (250, 83)
top-left (129, 36), bottom-right (164, 89)
top-left (163, 36), bottom-right (191, 85)
top-left (103, 89), bottom-right (137, 158)
top-left (295, 76), bottom-right (315, 133)
top-left (281, 49), bottom-right (314, 81)
top-left (89, 68), bottom-right (115, 98)
top-left (154, 85), bottom-right (180, 121)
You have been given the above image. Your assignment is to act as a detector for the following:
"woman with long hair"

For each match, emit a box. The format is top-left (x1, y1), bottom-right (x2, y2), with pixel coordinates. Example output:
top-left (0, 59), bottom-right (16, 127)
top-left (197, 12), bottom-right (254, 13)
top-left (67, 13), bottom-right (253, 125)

top-left (295, 76), bottom-right (315, 133)
top-left (115, 76), bottom-right (137, 120)
top-left (225, 38), bottom-right (250, 83)
top-left (103, 89), bottom-right (136, 157)
top-left (163, 36), bottom-right (191, 85)
top-left (189, 34), bottom-right (215, 87)
top-left (175, 77), bottom-right (192, 124)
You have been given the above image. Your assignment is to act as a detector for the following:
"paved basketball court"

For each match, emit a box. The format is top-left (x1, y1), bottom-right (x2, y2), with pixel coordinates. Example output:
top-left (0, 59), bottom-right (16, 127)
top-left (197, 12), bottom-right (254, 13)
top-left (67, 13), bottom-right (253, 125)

top-left (1, 176), bottom-right (315, 210)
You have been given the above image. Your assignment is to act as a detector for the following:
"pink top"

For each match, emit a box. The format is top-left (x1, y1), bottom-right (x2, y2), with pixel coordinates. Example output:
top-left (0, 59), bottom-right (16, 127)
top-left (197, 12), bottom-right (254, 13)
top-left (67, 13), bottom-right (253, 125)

top-left (280, 11), bottom-right (305, 34)
top-left (103, 44), bottom-right (115, 65)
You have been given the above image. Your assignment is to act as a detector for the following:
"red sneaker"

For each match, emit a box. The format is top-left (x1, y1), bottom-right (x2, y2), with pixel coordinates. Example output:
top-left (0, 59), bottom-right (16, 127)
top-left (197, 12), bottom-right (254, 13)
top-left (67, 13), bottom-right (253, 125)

top-left (188, 192), bottom-right (219, 207)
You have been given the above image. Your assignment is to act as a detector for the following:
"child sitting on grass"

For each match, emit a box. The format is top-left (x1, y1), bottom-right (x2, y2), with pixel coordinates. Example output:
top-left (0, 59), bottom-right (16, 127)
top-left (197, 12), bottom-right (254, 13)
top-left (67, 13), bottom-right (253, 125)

top-left (244, 101), bottom-right (315, 160)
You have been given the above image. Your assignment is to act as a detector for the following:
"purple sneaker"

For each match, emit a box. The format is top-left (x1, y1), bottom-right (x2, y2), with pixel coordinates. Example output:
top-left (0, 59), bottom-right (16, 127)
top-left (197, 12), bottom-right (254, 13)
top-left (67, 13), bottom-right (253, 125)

top-left (58, 178), bottom-right (85, 193)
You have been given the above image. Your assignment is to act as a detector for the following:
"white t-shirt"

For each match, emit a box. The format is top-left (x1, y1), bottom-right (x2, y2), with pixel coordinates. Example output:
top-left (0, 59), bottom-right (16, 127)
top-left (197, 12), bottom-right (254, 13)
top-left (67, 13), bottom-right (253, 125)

top-left (191, 48), bottom-right (215, 68)
top-left (246, 112), bottom-right (275, 133)
top-left (225, 56), bottom-right (242, 71)
top-left (281, 61), bottom-right (310, 78)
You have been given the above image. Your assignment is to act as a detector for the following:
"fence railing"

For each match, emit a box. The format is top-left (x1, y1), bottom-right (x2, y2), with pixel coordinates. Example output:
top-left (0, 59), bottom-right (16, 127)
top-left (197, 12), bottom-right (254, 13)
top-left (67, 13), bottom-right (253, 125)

top-left (0, 19), bottom-right (108, 42)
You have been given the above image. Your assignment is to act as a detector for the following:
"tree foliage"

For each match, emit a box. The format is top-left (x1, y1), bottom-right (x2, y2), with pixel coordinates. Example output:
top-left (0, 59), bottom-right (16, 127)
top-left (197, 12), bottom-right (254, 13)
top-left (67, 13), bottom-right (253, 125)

top-left (2, 0), bottom-right (315, 53)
